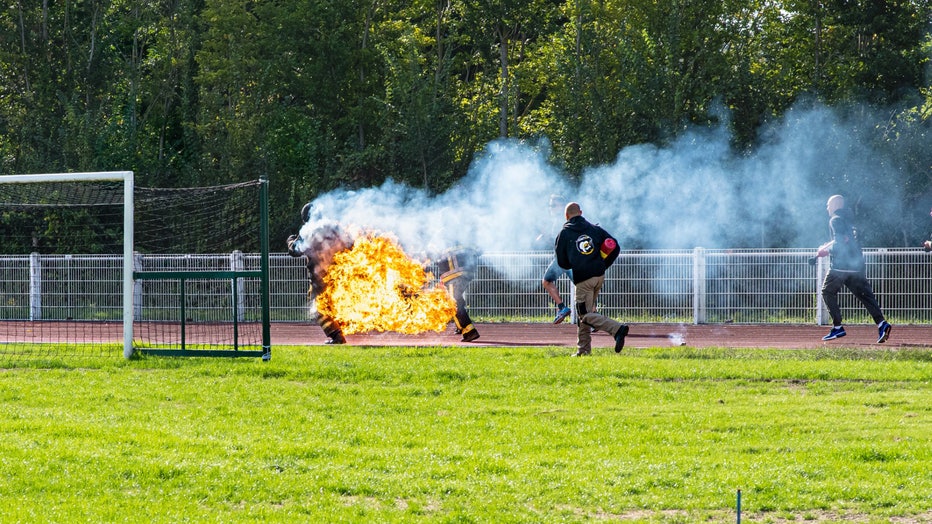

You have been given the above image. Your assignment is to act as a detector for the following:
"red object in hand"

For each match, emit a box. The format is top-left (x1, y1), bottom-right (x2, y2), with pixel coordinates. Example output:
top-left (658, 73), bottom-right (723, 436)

top-left (600, 238), bottom-right (617, 259)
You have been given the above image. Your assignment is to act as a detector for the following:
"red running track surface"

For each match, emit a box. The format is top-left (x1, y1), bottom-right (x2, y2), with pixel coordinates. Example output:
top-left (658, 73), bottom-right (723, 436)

top-left (1, 321), bottom-right (925, 350)
top-left (273, 322), bottom-right (930, 350)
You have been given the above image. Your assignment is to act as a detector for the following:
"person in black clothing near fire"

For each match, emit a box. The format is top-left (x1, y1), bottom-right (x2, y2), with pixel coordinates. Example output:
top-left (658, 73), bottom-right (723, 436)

top-left (286, 203), bottom-right (354, 345)
top-left (811, 194), bottom-right (891, 343)
top-left (554, 202), bottom-right (629, 356)
top-left (436, 246), bottom-right (481, 342)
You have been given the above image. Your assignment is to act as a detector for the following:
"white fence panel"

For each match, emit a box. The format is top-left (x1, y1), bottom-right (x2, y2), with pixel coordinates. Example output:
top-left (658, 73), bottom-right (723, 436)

top-left (1, 249), bottom-right (930, 325)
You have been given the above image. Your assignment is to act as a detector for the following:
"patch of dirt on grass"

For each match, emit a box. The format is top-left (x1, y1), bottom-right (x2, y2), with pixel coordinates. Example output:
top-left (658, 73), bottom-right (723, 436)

top-left (601, 509), bottom-right (932, 523)
top-left (742, 510), bottom-right (932, 523)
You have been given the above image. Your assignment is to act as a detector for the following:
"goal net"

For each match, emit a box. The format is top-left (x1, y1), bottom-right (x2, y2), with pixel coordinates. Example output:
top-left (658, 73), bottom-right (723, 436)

top-left (0, 172), bottom-right (271, 365)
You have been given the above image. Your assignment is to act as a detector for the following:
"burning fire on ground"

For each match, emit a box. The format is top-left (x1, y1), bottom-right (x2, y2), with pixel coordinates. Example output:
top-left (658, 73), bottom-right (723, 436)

top-left (317, 234), bottom-right (456, 334)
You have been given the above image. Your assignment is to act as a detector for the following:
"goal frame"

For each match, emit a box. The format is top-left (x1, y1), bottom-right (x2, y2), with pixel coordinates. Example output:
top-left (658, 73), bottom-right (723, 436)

top-left (1, 172), bottom-right (272, 360)
top-left (2, 171), bottom-right (135, 357)
top-left (132, 177), bottom-right (272, 360)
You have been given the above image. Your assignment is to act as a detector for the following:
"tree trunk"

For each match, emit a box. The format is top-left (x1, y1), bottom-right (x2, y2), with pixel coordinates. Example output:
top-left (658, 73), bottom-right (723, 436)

top-left (498, 27), bottom-right (509, 138)
top-left (17, 2), bottom-right (30, 91)
top-left (358, 1), bottom-right (377, 150)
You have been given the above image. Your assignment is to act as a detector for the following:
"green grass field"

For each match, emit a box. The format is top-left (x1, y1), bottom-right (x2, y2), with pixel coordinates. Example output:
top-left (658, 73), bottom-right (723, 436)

top-left (1, 345), bottom-right (930, 523)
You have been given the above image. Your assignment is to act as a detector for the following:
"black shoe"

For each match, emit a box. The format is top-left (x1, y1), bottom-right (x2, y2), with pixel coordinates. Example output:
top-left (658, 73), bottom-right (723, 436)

top-left (613, 325), bottom-right (629, 353)
top-left (461, 329), bottom-right (480, 342)
top-left (325, 333), bottom-right (346, 345)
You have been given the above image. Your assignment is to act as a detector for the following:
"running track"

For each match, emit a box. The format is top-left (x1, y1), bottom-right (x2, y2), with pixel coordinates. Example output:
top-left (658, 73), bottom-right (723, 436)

top-left (1, 321), bottom-right (927, 350)
top-left (274, 322), bottom-right (931, 350)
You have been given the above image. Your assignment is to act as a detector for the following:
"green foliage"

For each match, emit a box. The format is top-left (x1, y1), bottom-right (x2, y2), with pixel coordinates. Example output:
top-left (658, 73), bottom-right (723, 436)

top-left (0, 1), bottom-right (929, 248)
top-left (0, 345), bottom-right (930, 522)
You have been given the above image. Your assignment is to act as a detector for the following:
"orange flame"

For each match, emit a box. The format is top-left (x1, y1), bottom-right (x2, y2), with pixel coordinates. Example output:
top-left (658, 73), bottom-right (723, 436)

top-left (317, 234), bottom-right (457, 334)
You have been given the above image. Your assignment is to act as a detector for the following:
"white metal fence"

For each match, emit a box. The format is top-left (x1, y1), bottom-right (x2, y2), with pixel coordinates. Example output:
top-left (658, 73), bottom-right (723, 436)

top-left (1, 249), bottom-right (930, 325)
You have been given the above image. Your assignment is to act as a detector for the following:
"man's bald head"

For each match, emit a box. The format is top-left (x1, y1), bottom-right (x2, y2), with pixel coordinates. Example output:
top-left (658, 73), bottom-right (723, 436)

top-left (565, 202), bottom-right (581, 219)
top-left (827, 195), bottom-right (845, 216)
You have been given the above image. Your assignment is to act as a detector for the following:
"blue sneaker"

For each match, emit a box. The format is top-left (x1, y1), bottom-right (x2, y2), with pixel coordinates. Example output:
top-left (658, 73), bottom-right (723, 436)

top-left (553, 305), bottom-right (571, 324)
top-left (822, 326), bottom-right (846, 341)
top-left (877, 321), bottom-right (892, 343)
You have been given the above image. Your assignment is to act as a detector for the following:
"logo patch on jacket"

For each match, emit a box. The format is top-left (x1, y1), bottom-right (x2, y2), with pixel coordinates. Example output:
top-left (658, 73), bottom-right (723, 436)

top-left (575, 235), bottom-right (595, 255)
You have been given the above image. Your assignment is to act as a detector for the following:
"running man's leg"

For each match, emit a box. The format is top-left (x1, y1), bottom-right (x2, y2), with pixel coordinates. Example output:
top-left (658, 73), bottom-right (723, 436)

top-left (821, 271), bottom-right (847, 327)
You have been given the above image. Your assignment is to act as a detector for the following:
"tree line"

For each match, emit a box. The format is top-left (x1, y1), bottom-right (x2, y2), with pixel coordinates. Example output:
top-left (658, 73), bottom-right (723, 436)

top-left (1, 0), bottom-right (930, 247)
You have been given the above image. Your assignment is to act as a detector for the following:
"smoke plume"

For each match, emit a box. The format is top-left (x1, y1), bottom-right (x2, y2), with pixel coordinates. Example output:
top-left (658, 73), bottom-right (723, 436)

top-left (302, 103), bottom-right (908, 255)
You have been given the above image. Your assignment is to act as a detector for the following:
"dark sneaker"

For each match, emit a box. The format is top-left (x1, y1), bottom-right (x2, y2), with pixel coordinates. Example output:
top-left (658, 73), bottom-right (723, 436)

top-left (614, 325), bottom-right (629, 353)
top-left (553, 305), bottom-right (572, 324)
top-left (325, 333), bottom-right (346, 345)
top-left (572, 349), bottom-right (591, 357)
top-left (877, 321), bottom-right (892, 343)
top-left (822, 326), bottom-right (846, 341)
top-left (461, 329), bottom-right (480, 342)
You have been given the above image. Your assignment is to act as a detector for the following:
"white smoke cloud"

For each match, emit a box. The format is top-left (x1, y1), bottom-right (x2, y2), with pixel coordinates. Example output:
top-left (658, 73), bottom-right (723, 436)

top-left (303, 102), bottom-right (904, 254)
top-left (307, 139), bottom-right (571, 255)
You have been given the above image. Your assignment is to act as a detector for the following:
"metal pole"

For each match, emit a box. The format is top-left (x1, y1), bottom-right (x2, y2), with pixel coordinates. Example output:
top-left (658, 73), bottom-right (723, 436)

top-left (693, 247), bottom-right (706, 324)
top-left (259, 176), bottom-right (272, 361)
top-left (121, 172), bottom-right (135, 359)
top-left (816, 257), bottom-right (825, 325)
top-left (736, 489), bottom-right (741, 524)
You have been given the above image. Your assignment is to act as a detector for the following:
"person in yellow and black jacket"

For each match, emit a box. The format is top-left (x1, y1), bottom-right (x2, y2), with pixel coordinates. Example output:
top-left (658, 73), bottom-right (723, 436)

top-left (286, 203), bottom-right (354, 345)
top-left (436, 246), bottom-right (481, 342)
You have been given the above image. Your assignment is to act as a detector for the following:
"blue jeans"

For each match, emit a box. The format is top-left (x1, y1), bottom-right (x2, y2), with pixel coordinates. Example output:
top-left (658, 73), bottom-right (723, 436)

top-left (543, 258), bottom-right (571, 283)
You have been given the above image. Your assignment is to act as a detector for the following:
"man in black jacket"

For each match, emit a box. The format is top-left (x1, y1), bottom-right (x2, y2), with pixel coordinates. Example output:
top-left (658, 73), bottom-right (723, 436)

top-left (555, 202), bottom-right (629, 356)
top-left (812, 195), bottom-right (891, 343)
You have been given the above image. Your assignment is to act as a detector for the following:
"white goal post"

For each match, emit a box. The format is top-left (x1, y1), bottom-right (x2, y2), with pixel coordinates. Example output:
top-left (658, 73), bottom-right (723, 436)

top-left (2, 171), bottom-right (134, 358)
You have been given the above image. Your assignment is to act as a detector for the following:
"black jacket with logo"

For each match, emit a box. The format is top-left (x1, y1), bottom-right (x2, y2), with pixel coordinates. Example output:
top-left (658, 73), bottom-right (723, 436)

top-left (554, 215), bottom-right (619, 284)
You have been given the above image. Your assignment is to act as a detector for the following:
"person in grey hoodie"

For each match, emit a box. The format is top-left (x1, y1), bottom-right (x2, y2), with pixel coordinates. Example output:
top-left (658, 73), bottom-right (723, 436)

top-left (812, 194), bottom-right (891, 343)
top-left (554, 202), bottom-right (629, 356)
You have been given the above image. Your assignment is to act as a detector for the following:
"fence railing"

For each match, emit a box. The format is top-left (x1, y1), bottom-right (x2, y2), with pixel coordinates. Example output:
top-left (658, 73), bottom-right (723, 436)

top-left (1, 249), bottom-right (930, 325)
